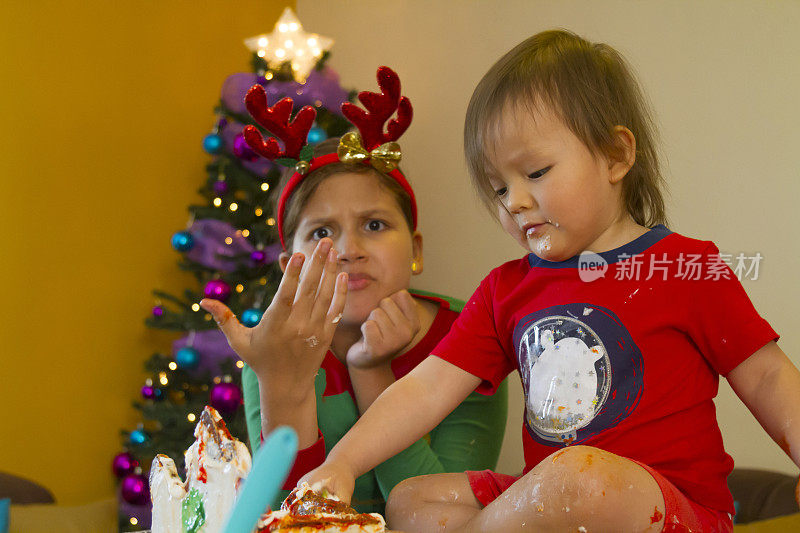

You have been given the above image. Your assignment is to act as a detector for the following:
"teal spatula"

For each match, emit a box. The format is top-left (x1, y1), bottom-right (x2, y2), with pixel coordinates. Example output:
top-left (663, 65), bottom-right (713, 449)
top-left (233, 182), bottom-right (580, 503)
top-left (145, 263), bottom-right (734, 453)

top-left (222, 426), bottom-right (299, 533)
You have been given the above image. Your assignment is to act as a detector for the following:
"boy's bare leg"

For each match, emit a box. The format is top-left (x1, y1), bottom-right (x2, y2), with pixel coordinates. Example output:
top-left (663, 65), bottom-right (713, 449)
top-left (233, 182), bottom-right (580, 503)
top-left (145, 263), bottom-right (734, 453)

top-left (387, 473), bottom-right (481, 532)
top-left (387, 446), bottom-right (666, 532)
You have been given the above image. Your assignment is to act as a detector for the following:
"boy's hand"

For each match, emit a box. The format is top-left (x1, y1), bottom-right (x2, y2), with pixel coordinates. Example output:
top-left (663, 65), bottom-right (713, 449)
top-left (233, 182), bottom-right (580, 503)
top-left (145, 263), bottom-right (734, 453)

top-left (298, 460), bottom-right (357, 505)
top-left (346, 290), bottom-right (420, 369)
top-left (200, 238), bottom-right (347, 399)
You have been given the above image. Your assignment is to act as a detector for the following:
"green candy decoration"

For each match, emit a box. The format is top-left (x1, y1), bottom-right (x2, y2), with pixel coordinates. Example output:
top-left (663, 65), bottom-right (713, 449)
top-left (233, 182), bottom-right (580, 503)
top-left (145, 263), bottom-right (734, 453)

top-left (181, 488), bottom-right (206, 533)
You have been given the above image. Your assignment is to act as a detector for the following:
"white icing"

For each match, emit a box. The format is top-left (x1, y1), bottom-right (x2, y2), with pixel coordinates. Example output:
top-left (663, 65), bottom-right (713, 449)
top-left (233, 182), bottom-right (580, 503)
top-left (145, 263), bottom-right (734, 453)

top-left (149, 455), bottom-right (186, 533)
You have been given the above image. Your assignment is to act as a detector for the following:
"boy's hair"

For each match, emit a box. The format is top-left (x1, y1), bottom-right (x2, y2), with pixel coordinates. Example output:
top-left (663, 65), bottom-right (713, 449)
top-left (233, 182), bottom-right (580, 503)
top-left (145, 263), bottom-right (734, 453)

top-left (276, 137), bottom-right (415, 251)
top-left (464, 29), bottom-right (667, 227)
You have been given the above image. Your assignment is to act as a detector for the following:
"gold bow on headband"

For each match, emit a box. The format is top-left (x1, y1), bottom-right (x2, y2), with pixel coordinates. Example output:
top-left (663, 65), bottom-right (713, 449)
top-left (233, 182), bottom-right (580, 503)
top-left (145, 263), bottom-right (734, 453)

top-left (337, 131), bottom-right (402, 174)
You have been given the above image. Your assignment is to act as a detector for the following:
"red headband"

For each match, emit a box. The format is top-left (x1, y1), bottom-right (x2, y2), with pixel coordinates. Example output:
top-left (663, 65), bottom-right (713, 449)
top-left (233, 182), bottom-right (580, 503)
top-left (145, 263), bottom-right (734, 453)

top-left (242, 66), bottom-right (416, 250)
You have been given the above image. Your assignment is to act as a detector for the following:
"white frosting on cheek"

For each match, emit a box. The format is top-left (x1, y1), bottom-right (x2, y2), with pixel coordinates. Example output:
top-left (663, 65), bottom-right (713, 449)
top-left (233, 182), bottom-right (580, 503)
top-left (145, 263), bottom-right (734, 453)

top-left (537, 234), bottom-right (552, 254)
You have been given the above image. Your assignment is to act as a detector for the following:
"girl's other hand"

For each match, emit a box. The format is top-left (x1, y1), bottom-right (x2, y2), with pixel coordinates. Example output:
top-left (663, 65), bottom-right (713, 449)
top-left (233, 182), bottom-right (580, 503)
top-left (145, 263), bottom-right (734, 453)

top-left (346, 290), bottom-right (421, 369)
top-left (298, 460), bottom-right (357, 505)
top-left (200, 238), bottom-right (348, 398)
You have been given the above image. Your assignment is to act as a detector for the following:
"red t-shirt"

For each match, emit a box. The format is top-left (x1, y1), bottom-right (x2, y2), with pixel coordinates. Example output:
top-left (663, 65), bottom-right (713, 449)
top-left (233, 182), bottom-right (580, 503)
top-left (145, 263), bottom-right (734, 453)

top-left (433, 226), bottom-right (778, 513)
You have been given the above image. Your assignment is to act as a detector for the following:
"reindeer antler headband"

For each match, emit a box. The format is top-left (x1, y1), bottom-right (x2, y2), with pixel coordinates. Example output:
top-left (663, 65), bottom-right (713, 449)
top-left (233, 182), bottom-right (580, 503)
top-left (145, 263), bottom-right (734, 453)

top-left (242, 66), bottom-right (416, 250)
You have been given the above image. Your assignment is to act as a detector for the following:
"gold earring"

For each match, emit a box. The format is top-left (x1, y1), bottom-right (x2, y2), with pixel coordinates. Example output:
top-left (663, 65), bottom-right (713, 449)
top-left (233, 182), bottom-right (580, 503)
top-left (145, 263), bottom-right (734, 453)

top-left (411, 261), bottom-right (419, 273)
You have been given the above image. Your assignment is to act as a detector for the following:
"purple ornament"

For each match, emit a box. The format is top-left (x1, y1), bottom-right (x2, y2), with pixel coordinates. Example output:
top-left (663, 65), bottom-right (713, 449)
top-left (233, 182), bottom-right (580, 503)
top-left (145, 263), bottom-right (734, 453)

top-left (251, 250), bottom-right (266, 264)
top-left (204, 279), bottom-right (231, 302)
top-left (212, 180), bottom-right (229, 195)
top-left (233, 133), bottom-right (258, 161)
top-left (219, 121), bottom-right (274, 175)
top-left (112, 452), bottom-right (139, 479)
top-left (141, 385), bottom-right (157, 400)
top-left (209, 382), bottom-right (243, 415)
top-left (152, 306), bottom-right (164, 317)
top-left (173, 330), bottom-right (240, 376)
top-left (121, 473), bottom-right (150, 506)
top-left (117, 484), bottom-right (152, 529)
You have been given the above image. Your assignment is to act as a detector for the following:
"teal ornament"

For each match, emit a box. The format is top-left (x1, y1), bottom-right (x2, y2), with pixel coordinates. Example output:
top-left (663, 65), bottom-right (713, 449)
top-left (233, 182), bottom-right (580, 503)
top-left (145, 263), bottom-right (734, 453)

top-left (171, 231), bottom-right (195, 252)
top-left (129, 429), bottom-right (149, 446)
top-left (175, 347), bottom-right (200, 370)
top-left (202, 133), bottom-right (223, 154)
top-left (241, 308), bottom-right (263, 328)
top-left (307, 126), bottom-right (327, 144)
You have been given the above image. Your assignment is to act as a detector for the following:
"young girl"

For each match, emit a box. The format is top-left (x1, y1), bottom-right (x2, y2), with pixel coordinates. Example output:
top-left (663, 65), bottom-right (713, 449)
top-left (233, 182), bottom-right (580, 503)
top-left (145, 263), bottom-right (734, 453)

top-left (299, 31), bottom-right (800, 531)
top-left (199, 68), bottom-right (507, 514)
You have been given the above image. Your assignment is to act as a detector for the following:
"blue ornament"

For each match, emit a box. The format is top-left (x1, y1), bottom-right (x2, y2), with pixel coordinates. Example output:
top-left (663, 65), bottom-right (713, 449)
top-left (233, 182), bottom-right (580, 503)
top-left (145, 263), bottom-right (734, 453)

top-left (307, 127), bottom-right (327, 144)
top-left (241, 308), bottom-right (263, 328)
top-left (202, 133), bottom-right (223, 154)
top-left (171, 231), bottom-right (195, 252)
top-left (129, 429), bottom-right (149, 446)
top-left (175, 346), bottom-right (200, 370)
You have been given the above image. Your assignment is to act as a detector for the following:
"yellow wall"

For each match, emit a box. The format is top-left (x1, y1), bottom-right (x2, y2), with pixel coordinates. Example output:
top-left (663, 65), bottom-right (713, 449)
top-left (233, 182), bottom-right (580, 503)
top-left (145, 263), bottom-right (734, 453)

top-left (0, 0), bottom-right (294, 504)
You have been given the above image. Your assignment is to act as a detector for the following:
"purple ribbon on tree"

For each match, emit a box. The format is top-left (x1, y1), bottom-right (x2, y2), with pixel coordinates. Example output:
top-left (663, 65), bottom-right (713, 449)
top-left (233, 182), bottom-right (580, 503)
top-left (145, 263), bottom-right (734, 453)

top-left (173, 329), bottom-right (240, 376)
top-left (184, 219), bottom-right (280, 272)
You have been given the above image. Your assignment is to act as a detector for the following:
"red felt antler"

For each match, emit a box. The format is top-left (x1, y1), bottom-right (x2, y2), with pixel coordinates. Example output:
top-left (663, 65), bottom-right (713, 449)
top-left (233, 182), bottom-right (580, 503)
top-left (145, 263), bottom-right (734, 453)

top-left (341, 66), bottom-right (413, 151)
top-left (243, 84), bottom-right (316, 160)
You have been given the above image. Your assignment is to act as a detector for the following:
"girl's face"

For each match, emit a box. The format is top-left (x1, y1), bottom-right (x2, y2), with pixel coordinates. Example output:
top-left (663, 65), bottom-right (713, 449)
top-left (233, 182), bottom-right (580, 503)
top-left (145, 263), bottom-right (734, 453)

top-left (283, 172), bottom-right (422, 325)
top-left (487, 103), bottom-right (634, 261)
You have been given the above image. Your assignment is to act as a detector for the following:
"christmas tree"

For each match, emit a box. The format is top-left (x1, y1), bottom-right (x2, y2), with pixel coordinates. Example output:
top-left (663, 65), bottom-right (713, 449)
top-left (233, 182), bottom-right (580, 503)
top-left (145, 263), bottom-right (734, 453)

top-left (112, 8), bottom-right (353, 531)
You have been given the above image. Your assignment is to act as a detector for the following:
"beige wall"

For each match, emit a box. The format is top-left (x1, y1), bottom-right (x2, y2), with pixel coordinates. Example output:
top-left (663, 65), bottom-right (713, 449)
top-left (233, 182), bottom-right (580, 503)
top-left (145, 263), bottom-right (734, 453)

top-left (0, 0), bottom-right (294, 504)
top-left (297, 0), bottom-right (800, 475)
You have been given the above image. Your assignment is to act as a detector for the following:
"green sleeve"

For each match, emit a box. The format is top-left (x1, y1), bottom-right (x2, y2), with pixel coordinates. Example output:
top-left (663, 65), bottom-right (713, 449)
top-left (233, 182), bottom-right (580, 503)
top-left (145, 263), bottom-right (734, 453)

top-left (241, 363), bottom-right (263, 453)
top-left (372, 379), bottom-right (508, 499)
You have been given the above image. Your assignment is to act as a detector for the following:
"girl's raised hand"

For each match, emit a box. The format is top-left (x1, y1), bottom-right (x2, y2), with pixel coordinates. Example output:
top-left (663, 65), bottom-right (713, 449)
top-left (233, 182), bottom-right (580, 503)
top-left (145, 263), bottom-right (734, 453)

top-left (200, 238), bottom-right (348, 396)
top-left (345, 290), bottom-right (421, 369)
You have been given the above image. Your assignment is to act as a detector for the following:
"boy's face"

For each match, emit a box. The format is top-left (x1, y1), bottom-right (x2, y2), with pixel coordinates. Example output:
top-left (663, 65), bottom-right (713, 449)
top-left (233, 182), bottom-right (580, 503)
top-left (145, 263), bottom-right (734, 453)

top-left (487, 104), bottom-right (629, 261)
top-left (285, 172), bottom-right (421, 326)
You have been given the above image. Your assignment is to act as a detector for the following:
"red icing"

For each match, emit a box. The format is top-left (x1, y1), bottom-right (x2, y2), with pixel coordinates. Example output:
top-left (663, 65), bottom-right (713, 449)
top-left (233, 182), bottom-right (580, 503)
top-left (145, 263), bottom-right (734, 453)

top-left (650, 506), bottom-right (663, 524)
top-left (198, 440), bottom-right (207, 483)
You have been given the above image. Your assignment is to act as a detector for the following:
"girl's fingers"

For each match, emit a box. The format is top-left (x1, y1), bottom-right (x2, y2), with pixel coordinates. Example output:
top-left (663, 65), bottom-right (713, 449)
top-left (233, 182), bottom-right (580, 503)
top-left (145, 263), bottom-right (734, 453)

top-left (364, 309), bottom-right (389, 343)
top-left (293, 239), bottom-right (333, 315)
top-left (310, 247), bottom-right (339, 321)
top-left (378, 296), bottom-right (406, 328)
top-left (199, 298), bottom-right (247, 351)
top-left (270, 253), bottom-right (305, 318)
top-left (323, 272), bottom-right (348, 336)
top-left (391, 290), bottom-right (418, 323)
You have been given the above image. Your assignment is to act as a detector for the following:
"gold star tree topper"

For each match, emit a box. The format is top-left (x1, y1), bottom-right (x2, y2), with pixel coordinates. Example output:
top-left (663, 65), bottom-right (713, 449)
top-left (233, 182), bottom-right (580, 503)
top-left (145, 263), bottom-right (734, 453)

top-left (244, 7), bottom-right (334, 83)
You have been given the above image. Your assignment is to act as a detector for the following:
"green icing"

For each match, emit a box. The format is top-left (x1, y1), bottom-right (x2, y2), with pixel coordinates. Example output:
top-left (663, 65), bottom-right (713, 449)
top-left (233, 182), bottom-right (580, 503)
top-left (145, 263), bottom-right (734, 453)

top-left (181, 488), bottom-right (206, 533)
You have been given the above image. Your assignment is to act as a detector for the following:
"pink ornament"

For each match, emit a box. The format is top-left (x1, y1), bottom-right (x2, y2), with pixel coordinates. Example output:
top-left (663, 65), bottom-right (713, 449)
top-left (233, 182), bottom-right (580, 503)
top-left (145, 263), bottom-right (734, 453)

top-left (112, 452), bottom-right (139, 478)
top-left (204, 279), bottom-right (231, 302)
top-left (209, 382), bottom-right (243, 415)
top-left (121, 473), bottom-right (150, 505)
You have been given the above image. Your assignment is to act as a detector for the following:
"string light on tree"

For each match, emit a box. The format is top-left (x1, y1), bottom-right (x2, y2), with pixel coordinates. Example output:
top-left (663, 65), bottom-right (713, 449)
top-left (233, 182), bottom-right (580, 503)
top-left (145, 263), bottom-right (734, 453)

top-left (243, 7), bottom-right (333, 82)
